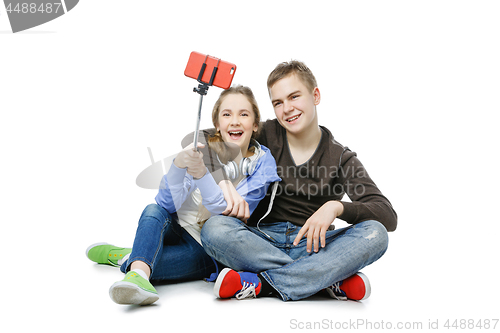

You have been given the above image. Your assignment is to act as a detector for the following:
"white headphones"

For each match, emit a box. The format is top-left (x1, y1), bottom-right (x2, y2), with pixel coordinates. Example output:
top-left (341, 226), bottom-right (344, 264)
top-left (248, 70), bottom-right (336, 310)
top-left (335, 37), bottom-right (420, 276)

top-left (218, 140), bottom-right (264, 180)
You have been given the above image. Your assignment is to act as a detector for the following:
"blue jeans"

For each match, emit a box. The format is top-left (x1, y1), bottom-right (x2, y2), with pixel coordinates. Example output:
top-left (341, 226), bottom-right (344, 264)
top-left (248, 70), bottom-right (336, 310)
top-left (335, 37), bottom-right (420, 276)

top-left (120, 204), bottom-right (216, 281)
top-left (201, 216), bottom-right (388, 301)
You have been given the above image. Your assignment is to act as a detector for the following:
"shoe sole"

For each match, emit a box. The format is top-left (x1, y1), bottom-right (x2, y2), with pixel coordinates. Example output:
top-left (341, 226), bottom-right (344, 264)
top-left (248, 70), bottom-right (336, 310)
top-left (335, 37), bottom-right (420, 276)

top-left (213, 267), bottom-right (232, 298)
top-left (109, 281), bottom-right (159, 305)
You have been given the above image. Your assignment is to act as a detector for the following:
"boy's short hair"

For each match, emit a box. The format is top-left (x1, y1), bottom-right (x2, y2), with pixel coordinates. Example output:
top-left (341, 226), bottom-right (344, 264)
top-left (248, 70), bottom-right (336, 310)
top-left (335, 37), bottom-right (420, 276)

top-left (267, 60), bottom-right (318, 93)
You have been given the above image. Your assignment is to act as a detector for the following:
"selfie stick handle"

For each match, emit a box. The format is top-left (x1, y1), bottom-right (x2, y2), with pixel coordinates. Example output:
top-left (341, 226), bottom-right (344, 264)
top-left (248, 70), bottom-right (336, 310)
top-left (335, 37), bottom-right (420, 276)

top-left (192, 94), bottom-right (204, 152)
top-left (192, 57), bottom-right (220, 152)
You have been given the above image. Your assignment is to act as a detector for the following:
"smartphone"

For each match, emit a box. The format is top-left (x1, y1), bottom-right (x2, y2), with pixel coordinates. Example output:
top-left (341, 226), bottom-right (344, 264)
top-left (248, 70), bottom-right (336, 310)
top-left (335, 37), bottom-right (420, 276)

top-left (184, 51), bottom-right (237, 89)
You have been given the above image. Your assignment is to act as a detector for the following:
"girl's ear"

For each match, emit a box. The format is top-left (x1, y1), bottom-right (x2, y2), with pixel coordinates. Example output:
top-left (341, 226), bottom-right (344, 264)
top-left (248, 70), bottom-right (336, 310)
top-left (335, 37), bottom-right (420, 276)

top-left (253, 121), bottom-right (259, 133)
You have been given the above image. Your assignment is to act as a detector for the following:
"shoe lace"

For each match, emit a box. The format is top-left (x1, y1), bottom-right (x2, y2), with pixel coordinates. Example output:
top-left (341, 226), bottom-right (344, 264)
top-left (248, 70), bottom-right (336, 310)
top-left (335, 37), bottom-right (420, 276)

top-left (235, 281), bottom-right (257, 300)
top-left (330, 282), bottom-right (347, 301)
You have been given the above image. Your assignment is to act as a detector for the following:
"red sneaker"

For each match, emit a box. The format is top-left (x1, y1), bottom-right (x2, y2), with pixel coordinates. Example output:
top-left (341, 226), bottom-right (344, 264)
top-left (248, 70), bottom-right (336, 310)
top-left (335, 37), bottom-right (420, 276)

top-left (326, 272), bottom-right (371, 301)
top-left (214, 268), bottom-right (262, 300)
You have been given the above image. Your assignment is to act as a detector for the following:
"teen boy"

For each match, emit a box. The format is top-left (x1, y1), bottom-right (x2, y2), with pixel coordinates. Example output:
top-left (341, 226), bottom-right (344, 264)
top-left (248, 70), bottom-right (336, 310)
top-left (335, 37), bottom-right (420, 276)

top-left (200, 60), bottom-right (397, 301)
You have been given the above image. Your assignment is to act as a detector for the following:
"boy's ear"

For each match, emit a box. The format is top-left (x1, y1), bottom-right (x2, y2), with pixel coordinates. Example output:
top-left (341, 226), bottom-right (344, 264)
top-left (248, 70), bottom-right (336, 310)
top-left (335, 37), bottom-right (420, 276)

top-left (313, 87), bottom-right (321, 105)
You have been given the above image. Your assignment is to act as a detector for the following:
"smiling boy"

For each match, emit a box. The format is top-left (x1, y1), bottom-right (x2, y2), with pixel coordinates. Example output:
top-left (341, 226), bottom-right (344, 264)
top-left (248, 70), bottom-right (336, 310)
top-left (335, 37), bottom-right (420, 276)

top-left (201, 60), bottom-right (397, 301)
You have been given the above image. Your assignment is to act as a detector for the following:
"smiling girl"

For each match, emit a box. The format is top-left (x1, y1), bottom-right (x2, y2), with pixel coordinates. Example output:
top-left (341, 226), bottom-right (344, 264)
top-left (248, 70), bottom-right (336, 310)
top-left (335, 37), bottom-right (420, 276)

top-left (86, 85), bottom-right (280, 305)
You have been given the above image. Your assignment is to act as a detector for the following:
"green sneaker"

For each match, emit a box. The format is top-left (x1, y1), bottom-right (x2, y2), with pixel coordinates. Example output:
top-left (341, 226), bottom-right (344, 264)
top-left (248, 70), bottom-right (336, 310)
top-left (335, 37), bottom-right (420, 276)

top-left (109, 271), bottom-right (159, 305)
top-left (86, 242), bottom-right (132, 267)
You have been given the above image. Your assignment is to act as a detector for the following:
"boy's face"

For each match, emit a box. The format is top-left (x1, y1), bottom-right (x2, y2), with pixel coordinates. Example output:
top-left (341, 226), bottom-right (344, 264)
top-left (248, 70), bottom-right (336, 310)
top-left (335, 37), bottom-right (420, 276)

top-left (269, 74), bottom-right (320, 137)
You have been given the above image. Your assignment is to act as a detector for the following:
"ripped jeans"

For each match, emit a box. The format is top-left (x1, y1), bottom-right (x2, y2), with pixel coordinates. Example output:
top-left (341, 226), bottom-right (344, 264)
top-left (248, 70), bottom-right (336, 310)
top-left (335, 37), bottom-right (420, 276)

top-left (201, 217), bottom-right (388, 301)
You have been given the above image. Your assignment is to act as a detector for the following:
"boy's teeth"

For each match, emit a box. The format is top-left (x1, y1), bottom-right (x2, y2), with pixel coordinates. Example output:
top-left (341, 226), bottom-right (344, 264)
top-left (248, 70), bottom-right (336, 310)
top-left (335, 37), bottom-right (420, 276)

top-left (288, 115), bottom-right (300, 122)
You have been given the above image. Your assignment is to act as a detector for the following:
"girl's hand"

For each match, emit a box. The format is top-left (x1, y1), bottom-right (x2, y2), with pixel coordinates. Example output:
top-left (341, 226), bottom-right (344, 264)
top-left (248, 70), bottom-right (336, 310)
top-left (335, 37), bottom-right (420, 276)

top-left (174, 143), bottom-right (207, 179)
top-left (218, 180), bottom-right (250, 223)
top-left (293, 201), bottom-right (344, 253)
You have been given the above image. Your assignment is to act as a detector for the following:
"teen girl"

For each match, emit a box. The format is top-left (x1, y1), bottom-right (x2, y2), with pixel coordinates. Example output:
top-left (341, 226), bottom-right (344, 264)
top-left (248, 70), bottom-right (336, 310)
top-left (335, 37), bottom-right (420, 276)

top-left (86, 85), bottom-right (280, 305)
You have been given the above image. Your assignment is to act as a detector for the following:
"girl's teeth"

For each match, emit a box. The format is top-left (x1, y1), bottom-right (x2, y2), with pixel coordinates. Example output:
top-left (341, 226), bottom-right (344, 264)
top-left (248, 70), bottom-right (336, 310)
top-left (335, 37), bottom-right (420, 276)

top-left (229, 131), bottom-right (243, 139)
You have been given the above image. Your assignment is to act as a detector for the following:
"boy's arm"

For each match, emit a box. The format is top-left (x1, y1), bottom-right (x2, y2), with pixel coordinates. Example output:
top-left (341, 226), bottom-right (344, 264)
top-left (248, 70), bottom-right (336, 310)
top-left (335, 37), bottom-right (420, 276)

top-left (294, 149), bottom-right (397, 253)
top-left (293, 200), bottom-right (345, 253)
top-left (337, 151), bottom-right (398, 232)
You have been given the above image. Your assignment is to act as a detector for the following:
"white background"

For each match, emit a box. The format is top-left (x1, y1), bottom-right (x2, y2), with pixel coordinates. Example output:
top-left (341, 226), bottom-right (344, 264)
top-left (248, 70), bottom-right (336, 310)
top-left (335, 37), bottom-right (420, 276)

top-left (1, 1), bottom-right (499, 332)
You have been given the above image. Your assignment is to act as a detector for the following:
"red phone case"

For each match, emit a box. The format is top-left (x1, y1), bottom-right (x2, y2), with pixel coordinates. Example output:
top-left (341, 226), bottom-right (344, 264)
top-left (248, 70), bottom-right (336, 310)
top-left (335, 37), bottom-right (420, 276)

top-left (184, 51), bottom-right (236, 89)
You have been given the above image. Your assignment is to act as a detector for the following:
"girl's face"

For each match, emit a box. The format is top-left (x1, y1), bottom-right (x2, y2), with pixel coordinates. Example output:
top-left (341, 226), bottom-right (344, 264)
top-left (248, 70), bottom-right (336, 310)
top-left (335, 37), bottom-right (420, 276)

top-left (216, 93), bottom-right (259, 157)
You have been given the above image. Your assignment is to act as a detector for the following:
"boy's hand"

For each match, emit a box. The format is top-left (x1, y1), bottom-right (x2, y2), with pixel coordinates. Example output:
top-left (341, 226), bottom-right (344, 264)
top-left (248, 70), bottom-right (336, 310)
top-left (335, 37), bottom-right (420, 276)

top-left (218, 180), bottom-right (250, 223)
top-left (293, 201), bottom-right (344, 253)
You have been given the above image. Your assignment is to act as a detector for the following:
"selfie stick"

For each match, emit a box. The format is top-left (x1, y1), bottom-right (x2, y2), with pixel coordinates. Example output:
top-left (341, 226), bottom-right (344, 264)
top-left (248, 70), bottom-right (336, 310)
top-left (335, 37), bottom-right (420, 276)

top-left (192, 56), bottom-right (220, 152)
